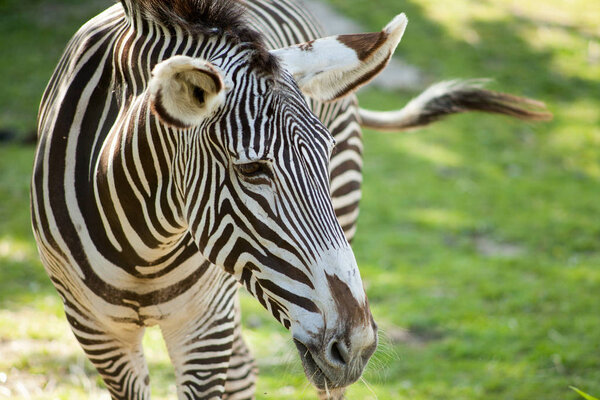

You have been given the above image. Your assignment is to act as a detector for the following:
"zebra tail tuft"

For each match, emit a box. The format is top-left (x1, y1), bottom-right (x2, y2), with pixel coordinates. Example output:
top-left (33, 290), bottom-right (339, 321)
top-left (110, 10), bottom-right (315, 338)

top-left (358, 79), bottom-right (553, 132)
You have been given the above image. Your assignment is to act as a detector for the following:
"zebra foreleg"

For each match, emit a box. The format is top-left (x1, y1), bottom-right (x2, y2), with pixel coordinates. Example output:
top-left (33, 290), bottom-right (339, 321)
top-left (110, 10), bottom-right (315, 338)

top-left (63, 303), bottom-right (150, 400)
top-left (160, 285), bottom-right (238, 399)
top-left (223, 293), bottom-right (258, 400)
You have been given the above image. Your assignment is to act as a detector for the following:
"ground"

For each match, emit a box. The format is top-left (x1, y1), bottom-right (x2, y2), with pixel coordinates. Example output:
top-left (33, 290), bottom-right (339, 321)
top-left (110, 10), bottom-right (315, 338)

top-left (0, 0), bottom-right (599, 399)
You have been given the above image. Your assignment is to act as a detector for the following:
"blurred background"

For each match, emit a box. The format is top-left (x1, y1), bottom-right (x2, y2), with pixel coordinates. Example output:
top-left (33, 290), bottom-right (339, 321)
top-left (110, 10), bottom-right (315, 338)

top-left (0, 0), bottom-right (598, 399)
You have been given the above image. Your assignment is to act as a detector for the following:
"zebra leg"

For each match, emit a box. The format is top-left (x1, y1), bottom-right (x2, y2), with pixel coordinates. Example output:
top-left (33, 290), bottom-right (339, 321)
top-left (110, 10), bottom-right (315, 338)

top-left (223, 293), bottom-right (258, 400)
top-left (160, 274), bottom-right (239, 399)
top-left (63, 303), bottom-right (150, 400)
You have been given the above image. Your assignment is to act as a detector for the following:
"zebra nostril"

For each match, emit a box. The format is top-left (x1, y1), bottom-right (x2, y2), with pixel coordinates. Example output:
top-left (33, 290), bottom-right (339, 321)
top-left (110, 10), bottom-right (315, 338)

top-left (328, 340), bottom-right (349, 366)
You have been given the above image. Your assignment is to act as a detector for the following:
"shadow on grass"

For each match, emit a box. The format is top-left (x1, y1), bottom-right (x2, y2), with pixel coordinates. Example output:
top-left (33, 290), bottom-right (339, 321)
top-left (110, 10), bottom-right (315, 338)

top-left (0, 0), bottom-right (109, 138)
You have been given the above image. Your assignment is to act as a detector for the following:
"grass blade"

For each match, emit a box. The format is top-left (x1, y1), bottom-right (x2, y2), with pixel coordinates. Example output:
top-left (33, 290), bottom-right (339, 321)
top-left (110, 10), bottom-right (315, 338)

top-left (571, 386), bottom-right (599, 400)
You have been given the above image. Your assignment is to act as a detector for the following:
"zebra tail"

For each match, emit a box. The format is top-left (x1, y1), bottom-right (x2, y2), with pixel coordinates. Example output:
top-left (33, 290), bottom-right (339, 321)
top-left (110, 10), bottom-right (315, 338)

top-left (357, 79), bottom-right (553, 132)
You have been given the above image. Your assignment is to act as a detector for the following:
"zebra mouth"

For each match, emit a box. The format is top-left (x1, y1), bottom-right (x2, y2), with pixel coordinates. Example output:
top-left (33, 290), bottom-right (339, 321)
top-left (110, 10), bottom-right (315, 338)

top-left (293, 339), bottom-right (337, 390)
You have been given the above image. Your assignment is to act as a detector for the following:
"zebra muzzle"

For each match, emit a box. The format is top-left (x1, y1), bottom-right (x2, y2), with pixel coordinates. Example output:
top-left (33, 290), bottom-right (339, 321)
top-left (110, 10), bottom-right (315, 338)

top-left (293, 328), bottom-right (377, 390)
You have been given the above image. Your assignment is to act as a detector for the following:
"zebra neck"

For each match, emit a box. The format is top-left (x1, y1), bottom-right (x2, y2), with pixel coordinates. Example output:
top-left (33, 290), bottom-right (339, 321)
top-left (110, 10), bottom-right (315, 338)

top-left (90, 90), bottom-right (194, 266)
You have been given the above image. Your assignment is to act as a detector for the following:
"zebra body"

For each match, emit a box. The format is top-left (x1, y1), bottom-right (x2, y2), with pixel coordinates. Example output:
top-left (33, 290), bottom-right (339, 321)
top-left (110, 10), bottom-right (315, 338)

top-left (32, 1), bottom-right (550, 399)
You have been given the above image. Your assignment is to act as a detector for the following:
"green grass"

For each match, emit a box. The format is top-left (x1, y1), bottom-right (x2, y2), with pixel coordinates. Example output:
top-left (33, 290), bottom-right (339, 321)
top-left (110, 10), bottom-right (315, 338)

top-left (1, 0), bottom-right (599, 399)
top-left (572, 387), bottom-right (600, 400)
top-left (0, 0), bottom-right (109, 138)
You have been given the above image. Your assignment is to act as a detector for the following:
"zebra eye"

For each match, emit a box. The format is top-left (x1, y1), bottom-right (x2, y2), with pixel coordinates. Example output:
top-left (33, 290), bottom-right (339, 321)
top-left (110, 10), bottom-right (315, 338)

top-left (238, 162), bottom-right (262, 175)
top-left (235, 162), bottom-right (270, 183)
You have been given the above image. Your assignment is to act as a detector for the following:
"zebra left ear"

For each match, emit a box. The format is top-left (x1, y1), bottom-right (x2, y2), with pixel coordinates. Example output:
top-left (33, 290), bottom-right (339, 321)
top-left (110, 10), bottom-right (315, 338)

top-left (149, 55), bottom-right (226, 129)
top-left (272, 14), bottom-right (408, 102)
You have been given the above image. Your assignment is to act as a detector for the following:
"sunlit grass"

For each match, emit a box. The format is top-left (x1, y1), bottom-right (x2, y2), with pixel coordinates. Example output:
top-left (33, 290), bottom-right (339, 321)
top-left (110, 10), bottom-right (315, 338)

top-left (394, 136), bottom-right (464, 167)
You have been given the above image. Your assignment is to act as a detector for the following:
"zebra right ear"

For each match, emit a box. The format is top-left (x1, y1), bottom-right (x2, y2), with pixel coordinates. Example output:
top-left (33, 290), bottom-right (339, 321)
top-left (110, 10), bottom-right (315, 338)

top-left (149, 55), bottom-right (226, 129)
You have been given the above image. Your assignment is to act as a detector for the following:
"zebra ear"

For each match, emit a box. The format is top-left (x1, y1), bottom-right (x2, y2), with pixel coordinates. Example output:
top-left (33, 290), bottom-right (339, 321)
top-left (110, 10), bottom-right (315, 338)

top-left (272, 14), bottom-right (408, 102)
top-left (149, 55), bottom-right (226, 129)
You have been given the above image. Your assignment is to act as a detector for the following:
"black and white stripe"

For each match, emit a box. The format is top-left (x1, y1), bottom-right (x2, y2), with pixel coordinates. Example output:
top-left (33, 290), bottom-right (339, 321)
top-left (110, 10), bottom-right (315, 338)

top-left (32, 1), bottom-right (377, 399)
top-left (244, 0), bottom-right (366, 241)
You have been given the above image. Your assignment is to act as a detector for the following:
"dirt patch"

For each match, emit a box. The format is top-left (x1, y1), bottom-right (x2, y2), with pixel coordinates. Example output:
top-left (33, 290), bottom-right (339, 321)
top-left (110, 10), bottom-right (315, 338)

top-left (474, 236), bottom-right (525, 258)
top-left (382, 324), bottom-right (445, 347)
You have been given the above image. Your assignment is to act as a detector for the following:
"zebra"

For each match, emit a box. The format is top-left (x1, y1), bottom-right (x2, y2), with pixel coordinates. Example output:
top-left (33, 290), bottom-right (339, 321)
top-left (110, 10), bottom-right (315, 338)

top-left (31, 1), bottom-right (550, 399)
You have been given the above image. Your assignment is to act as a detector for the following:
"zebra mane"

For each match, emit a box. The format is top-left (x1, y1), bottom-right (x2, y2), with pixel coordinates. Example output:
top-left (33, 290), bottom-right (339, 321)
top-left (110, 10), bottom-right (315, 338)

top-left (120, 0), bottom-right (280, 75)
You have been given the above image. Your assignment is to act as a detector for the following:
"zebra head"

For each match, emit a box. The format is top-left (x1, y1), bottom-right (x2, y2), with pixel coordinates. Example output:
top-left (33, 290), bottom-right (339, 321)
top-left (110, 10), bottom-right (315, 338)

top-left (145, 6), bottom-right (408, 390)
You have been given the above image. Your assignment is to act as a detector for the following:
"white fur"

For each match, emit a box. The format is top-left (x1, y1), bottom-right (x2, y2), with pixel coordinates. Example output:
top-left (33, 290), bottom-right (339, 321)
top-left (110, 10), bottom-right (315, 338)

top-left (274, 40), bottom-right (361, 97)
top-left (272, 13), bottom-right (408, 102)
top-left (290, 247), bottom-right (370, 343)
top-left (149, 55), bottom-right (226, 127)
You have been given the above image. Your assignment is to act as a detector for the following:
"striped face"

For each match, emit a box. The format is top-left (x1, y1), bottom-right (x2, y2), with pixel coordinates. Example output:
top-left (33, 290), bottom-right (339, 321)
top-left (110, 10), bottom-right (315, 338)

top-left (149, 52), bottom-right (377, 389)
